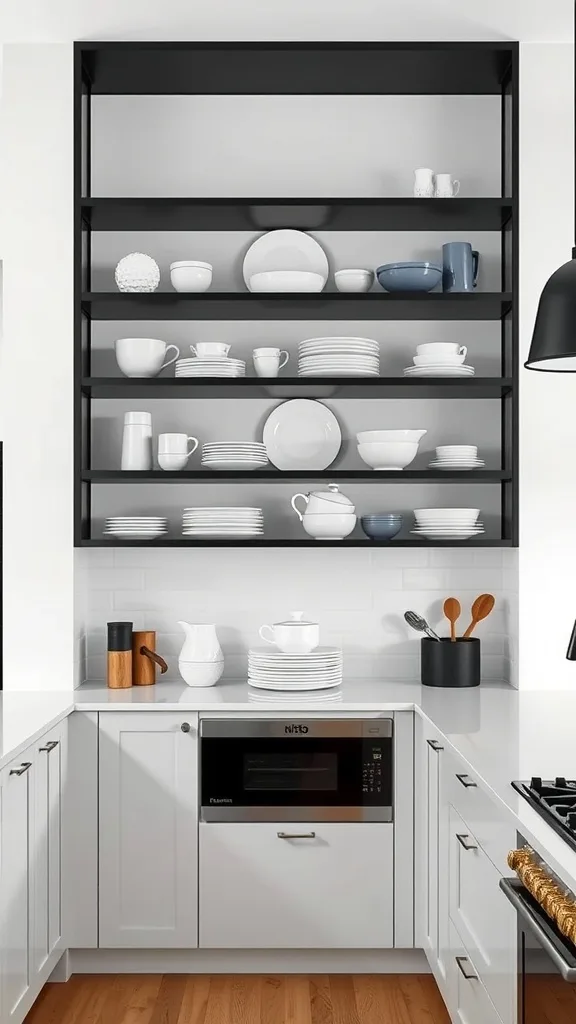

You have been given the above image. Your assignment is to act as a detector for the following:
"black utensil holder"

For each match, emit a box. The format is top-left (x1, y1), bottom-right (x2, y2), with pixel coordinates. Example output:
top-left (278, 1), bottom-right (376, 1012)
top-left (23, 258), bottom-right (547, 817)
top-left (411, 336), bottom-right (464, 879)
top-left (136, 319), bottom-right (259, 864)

top-left (421, 637), bottom-right (481, 688)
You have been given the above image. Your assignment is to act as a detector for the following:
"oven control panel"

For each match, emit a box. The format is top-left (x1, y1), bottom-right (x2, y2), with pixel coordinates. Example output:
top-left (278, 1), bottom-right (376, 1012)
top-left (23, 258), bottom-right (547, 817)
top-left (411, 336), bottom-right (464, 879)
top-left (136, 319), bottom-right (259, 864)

top-left (362, 744), bottom-right (385, 796)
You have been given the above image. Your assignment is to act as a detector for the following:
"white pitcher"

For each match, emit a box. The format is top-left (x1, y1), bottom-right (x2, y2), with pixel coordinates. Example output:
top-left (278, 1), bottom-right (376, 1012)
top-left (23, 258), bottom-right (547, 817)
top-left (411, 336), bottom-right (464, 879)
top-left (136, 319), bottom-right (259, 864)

top-left (178, 622), bottom-right (224, 687)
top-left (413, 168), bottom-right (435, 198)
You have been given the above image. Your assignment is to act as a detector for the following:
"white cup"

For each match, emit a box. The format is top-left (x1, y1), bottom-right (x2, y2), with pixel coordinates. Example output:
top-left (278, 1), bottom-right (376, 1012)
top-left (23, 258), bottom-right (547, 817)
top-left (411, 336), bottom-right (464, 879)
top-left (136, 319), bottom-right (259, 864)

top-left (253, 348), bottom-right (289, 378)
top-left (435, 173), bottom-right (460, 198)
top-left (415, 343), bottom-right (467, 362)
top-left (191, 342), bottom-right (230, 359)
top-left (259, 613), bottom-right (319, 654)
top-left (158, 433), bottom-right (199, 461)
top-left (115, 338), bottom-right (180, 378)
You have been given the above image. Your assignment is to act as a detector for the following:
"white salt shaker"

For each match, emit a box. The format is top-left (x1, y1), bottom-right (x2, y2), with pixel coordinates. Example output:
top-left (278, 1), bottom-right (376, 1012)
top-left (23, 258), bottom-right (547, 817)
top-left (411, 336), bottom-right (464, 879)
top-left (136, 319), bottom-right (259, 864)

top-left (121, 411), bottom-right (152, 471)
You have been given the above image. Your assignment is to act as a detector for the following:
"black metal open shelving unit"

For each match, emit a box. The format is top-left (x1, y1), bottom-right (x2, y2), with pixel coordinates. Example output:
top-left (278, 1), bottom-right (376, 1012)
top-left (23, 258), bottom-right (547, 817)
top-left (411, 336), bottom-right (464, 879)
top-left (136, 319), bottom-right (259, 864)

top-left (74, 41), bottom-right (519, 548)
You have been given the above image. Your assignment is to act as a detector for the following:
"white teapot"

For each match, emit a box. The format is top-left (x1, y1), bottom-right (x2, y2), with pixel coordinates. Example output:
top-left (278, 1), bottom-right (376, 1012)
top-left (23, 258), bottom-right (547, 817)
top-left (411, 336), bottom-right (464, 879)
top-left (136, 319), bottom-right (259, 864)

top-left (259, 612), bottom-right (319, 654)
top-left (290, 483), bottom-right (357, 540)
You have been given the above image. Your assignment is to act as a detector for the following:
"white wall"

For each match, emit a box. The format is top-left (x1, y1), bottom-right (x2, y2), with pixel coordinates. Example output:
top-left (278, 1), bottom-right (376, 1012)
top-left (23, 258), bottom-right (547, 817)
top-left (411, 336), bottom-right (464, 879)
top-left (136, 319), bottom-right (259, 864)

top-left (518, 42), bottom-right (575, 689)
top-left (0, 44), bottom-right (78, 690)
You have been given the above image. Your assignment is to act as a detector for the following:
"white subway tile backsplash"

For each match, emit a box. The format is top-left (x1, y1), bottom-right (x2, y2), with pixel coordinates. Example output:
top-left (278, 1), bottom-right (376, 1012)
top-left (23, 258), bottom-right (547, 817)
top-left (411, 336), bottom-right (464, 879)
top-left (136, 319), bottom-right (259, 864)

top-left (81, 547), bottom-right (518, 684)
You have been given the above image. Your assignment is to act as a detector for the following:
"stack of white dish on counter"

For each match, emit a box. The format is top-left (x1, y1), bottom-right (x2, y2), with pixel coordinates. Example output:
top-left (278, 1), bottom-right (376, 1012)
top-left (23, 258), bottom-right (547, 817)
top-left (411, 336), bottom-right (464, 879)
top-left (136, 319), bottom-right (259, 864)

top-left (403, 342), bottom-right (475, 378)
top-left (298, 337), bottom-right (380, 377)
top-left (201, 442), bottom-right (269, 471)
top-left (428, 445), bottom-right (485, 470)
top-left (182, 507), bottom-right (264, 537)
top-left (104, 516), bottom-right (168, 540)
top-left (249, 611), bottom-right (343, 693)
top-left (411, 508), bottom-right (485, 540)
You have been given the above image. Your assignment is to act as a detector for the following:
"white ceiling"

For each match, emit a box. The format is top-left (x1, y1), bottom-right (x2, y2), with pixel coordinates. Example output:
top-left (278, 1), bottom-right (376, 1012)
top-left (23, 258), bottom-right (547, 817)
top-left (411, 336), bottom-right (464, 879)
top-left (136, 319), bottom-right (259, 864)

top-left (0, 0), bottom-right (573, 44)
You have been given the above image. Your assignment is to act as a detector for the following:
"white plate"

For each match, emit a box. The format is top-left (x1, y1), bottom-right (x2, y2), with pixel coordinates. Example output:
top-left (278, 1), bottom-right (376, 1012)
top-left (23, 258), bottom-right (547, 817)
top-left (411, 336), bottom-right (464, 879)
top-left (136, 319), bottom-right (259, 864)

top-left (243, 229), bottom-right (329, 290)
top-left (263, 399), bottom-right (342, 471)
top-left (177, 358), bottom-right (245, 366)
top-left (202, 463), bottom-right (268, 471)
top-left (429, 462), bottom-right (485, 469)
top-left (248, 669), bottom-right (343, 679)
top-left (248, 691), bottom-right (343, 701)
top-left (299, 368), bottom-right (380, 377)
top-left (249, 646), bottom-right (341, 658)
top-left (248, 679), bottom-right (341, 691)
top-left (203, 444), bottom-right (266, 450)
top-left (299, 356), bottom-right (379, 365)
top-left (300, 336), bottom-right (378, 347)
top-left (299, 345), bottom-right (379, 354)
top-left (183, 511), bottom-right (263, 517)
top-left (403, 367), bottom-right (475, 376)
top-left (104, 532), bottom-right (166, 539)
top-left (175, 370), bottom-right (245, 376)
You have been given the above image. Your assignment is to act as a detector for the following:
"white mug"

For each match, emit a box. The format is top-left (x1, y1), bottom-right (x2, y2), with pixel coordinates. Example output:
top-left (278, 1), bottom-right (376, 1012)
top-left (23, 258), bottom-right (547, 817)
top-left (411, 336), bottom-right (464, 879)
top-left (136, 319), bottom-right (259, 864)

top-left (416, 343), bottom-right (467, 361)
top-left (253, 347), bottom-right (289, 378)
top-left (435, 173), bottom-right (460, 198)
top-left (413, 168), bottom-right (435, 198)
top-left (158, 433), bottom-right (199, 457)
top-left (115, 338), bottom-right (180, 378)
top-left (191, 342), bottom-right (230, 359)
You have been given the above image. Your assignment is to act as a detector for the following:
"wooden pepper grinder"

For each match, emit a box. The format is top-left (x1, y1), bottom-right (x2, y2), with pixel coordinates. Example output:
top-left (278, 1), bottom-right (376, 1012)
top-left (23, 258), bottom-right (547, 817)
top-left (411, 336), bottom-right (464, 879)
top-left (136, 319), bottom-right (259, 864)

top-left (107, 622), bottom-right (133, 689)
top-left (132, 630), bottom-right (169, 686)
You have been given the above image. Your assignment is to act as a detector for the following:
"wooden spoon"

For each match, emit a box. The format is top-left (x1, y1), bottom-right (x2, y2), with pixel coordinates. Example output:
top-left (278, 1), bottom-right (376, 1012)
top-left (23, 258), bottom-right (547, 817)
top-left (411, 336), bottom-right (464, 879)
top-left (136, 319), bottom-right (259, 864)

top-left (443, 597), bottom-right (461, 642)
top-left (462, 593), bottom-right (496, 638)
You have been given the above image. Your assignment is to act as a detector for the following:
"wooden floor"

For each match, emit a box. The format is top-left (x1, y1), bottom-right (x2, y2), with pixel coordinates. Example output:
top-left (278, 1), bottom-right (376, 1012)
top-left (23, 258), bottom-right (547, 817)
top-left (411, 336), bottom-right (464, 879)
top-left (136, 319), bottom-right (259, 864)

top-left (25, 974), bottom-right (451, 1023)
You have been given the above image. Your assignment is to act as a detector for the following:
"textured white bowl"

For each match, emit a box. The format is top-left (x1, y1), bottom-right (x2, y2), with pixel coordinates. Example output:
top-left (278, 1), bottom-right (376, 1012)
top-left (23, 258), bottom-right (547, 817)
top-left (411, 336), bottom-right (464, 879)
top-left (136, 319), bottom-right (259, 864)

top-left (170, 264), bottom-right (213, 292)
top-left (334, 269), bottom-right (374, 293)
top-left (249, 271), bottom-right (325, 293)
top-left (358, 441), bottom-right (419, 470)
top-left (357, 429), bottom-right (426, 444)
top-left (302, 513), bottom-right (357, 539)
top-left (178, 660), bottom-right (224, 687)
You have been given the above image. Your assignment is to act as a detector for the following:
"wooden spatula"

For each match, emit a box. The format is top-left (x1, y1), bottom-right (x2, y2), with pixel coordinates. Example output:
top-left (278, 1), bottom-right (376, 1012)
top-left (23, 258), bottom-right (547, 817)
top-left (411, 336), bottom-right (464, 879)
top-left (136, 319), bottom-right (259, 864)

top-left (443, 597), bottom-right (461, 643)
top-left (463, 593), bottom-right (495, 638)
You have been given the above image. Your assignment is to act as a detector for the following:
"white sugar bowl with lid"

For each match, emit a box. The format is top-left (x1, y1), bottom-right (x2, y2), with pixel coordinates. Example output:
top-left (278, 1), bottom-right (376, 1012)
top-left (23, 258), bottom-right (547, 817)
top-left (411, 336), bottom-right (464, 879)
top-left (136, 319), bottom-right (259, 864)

top-left (259, 612), bottom-right (319, 654)
top-left (291, 482), bottom-right (355, 519)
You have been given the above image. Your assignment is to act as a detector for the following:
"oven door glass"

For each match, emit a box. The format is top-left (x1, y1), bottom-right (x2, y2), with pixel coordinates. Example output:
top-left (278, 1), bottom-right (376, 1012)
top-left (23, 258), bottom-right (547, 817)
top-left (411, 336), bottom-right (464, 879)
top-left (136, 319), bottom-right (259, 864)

top-left (200, 720), bottom-right (393, 821)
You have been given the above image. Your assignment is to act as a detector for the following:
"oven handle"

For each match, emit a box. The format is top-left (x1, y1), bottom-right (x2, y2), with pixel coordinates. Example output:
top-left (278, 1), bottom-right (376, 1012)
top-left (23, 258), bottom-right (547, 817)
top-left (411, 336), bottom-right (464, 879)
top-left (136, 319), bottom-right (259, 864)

top-left (499, 878), bottom-right (576, 981)
top-left (277, 832), bottom-right (316, 840)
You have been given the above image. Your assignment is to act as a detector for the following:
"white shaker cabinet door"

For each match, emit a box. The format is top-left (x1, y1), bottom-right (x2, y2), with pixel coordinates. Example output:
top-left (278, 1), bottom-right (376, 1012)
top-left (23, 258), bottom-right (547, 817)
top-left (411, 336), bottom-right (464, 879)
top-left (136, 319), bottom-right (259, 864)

top-left (0, 755), bottom-right (33, 1024)
top-left (200, 822), bottom-right (394, 949)
top-left (32, 722), bottom-right (65, 979)
top-left (99, 713), bottom-right (198, 948)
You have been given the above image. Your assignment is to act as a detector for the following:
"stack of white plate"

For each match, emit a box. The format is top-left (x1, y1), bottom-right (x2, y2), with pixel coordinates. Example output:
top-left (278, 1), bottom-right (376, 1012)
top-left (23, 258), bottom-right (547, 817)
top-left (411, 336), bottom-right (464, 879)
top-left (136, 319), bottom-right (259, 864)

top-left (104, 516), bottom-right (168, 540)
top-left (248, 689), bottom-right (343, 704)
top-left (403, 363), bottom-right (475, 378)
top-left (428, 445), bottom-right (485, 470)
top-left (411, 508), bottom-right (485, 541)
top-left (182, 507), bottom-right (264, 536)
top-left (248, 647), bottom-right (343, 691)
top-left (298, 337), bottom-right (380, 377)
top-left (201, 443), bottom-right (269, 471)
top-left (175, 357), bottom-right (246, 377)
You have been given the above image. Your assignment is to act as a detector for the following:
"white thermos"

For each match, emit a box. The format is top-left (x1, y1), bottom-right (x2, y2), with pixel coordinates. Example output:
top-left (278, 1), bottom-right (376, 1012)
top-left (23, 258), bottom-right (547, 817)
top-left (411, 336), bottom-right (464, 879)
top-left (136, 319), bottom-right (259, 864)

top-left (121, 411), bottom-right (153, 471)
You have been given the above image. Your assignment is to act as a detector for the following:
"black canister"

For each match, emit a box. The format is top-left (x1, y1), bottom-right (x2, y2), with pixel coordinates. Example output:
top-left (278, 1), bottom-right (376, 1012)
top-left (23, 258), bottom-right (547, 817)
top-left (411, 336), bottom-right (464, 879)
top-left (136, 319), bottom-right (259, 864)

top-left (421, 637), bottom-right (481, 688)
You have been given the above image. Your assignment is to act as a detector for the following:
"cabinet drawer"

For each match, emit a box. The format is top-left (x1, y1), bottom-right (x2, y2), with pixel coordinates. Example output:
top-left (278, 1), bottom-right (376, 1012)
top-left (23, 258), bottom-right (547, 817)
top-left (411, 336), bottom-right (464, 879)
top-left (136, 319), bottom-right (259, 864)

top-left (200, 822), bottom-right (393, 949)
top-left (448, 920), bottom-right (504, 1024)
top-left (449, 806), bottom-right (516, 1023)
top-left (447, 760), bottom-right (515, 874)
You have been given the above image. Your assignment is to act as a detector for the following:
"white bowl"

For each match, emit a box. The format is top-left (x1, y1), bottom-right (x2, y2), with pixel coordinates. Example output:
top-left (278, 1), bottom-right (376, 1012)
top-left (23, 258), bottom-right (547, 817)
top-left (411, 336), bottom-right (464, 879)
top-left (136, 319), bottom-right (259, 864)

top-left (413, 508), bottom-right (480, 523)
top-left (357, 429), bottom-right (427, 444)
top-left (334, 269), bottom-right (374, 293)
top-left (358, 441), bottom-right (419, 471)
top-left (249, 271), bottom-right (325, 293)
top-left (413, 354), bottom-right (465, 366)
top-left (302, 513), bottom-right (357, 540)
top-left (170, 263), bottom-right (213, 293)
top-left (178, 660), bottom-right (224, 687)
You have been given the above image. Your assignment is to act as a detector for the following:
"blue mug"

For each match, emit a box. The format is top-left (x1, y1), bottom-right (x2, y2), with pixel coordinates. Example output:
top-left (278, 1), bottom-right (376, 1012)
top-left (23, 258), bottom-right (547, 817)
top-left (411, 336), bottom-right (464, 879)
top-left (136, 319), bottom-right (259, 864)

top-left (442, 242), bottom-right (479, 293)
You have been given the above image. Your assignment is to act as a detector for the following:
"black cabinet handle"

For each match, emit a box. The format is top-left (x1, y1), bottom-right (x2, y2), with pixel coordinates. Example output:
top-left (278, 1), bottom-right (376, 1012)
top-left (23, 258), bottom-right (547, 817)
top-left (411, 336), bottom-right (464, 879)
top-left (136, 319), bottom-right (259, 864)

top-left (456, 956), bottom-right (478, 980)
top-left (427, 739), bottom-right (444, 752)
top-left (10, 762), bottom-right (32, 776)
top-left (277, 832), bottom-right (316, 840)
top-left (456, 833), bottom-right (478, 851)
top-left (39, 740), bottom-right (59, 753)
top-left (456, 773), bottom-right (477, 788)
top-left (181, 723), bottom-right (191, 733)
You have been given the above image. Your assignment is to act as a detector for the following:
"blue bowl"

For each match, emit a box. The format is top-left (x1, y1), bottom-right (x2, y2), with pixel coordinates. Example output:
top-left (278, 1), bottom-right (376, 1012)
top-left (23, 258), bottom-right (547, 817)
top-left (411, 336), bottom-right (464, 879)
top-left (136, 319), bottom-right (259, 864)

top-left (376, 262), bottom-right (442, 293)
top-left (361, 515), bottom-right (403, 541)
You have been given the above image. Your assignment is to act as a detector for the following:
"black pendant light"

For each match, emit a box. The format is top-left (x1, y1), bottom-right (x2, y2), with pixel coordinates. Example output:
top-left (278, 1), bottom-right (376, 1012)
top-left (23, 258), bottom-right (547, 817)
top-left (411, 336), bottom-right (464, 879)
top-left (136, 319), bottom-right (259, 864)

top-left (525, 3), bottom-right (576, 371)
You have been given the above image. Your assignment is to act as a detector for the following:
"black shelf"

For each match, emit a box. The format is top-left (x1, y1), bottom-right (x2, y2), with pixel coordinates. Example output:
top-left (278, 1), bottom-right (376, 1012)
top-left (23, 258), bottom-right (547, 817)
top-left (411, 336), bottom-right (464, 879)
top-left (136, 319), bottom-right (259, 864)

top-left (84, 469), bottom-right (510, 483)
top-left (80, 537), bottom-right (514, 548)
top-left (81, 292), bottom-right (514, 322)
top-left (82, 377), bottom-right (513, 400)
top-left (79, 42), bottom-right (515, 96)
top-left (81, 197), bottom-right (513, 232)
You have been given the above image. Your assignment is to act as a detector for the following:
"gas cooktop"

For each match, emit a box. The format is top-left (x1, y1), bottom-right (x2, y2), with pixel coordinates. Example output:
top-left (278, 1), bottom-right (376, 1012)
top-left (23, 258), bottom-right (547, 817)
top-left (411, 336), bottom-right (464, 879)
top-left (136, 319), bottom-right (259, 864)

top-left (512, 778), bottom-right (576, 853)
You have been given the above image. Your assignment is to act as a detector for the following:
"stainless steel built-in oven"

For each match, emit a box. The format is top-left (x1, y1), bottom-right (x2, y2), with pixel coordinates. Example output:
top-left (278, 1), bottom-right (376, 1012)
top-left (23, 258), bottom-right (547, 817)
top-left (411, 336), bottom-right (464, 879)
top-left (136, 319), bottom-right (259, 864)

top-left (200, 718), bottom-right (393, 822)
top-left (500, 873), bottom-right (576, 1021)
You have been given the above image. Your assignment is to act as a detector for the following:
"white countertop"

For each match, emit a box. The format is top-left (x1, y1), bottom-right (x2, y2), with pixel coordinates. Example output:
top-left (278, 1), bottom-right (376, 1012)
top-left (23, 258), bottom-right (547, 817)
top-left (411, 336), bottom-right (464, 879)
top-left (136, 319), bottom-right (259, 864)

top-left (4, 679), bottom-right (576, 891)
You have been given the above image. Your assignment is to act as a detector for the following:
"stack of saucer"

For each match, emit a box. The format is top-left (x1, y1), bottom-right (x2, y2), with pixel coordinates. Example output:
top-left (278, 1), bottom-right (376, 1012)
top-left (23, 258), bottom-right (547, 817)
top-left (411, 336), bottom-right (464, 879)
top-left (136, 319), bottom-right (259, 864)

top-left (175, 356), bottom-right (246, 377)
top-left (182, 507), bottom-right (264, 537)
top-left (298, 337), bottom-right (380, 377)
top-left (248, 647), bottom-right (343, 691)
top-left (411, 508), bottom-right (485, 541)
top-left (104, 516), bottom-right (168, 540)
top-left (201, 442), bottom-right (269, 471)
top-left (428, 445), bottom-right (485, 470)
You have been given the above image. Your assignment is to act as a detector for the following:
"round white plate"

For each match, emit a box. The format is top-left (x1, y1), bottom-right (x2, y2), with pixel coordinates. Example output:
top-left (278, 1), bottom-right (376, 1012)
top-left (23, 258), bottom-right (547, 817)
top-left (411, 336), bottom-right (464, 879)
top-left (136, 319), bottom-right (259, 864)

top-left (202, 463), bottom-right (268, 471)
top-left (403, 367), bottom-right (475, 376)
top-left (249, 646), bottom-right (341, 658)
top-left (299, 346), bottom-right (379, 356)
top-left (300, 336), bottom-right (377, 346)
top-left (263, 399), bottom-right (341, 471)
top-left (299, 368), bottom-right (380, 377)
top-left (203, 444), bottom-right (265, 449)
top-left (299, 355), bottom-right (379, 363)
top-left (243, 229), bottom-right (329, 290)
top-left (248, 679), bottom-right (341, 691)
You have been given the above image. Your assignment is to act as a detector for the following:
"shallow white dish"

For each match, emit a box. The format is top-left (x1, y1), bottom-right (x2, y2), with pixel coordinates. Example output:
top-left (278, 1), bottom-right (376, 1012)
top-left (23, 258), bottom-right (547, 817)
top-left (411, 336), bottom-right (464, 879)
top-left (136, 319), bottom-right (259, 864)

top-left (300, 336), bottom-right (378, 347)
top-left (403, 366), bottom-right (475, 377)
top-left (249, 271), bottom-right (325, 293)
top-left (243, 229), bottom-right (329, 290)
top-left (263, 399), bottom-right (341, 470)
top-left (299, 356), bottom-right (379, 365)
top-left (299, 342), bottom-right (379, 353)
top-left (413, 354), bottom-right (465, 366)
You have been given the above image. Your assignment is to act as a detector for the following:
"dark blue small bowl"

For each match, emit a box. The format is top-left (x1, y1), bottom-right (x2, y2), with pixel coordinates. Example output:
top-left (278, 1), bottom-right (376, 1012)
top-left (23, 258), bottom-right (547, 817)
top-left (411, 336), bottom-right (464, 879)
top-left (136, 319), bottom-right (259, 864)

top-left (376, 262), bottom-right (442, 293)
top-left (361, 515), bottom-right (403, 541)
